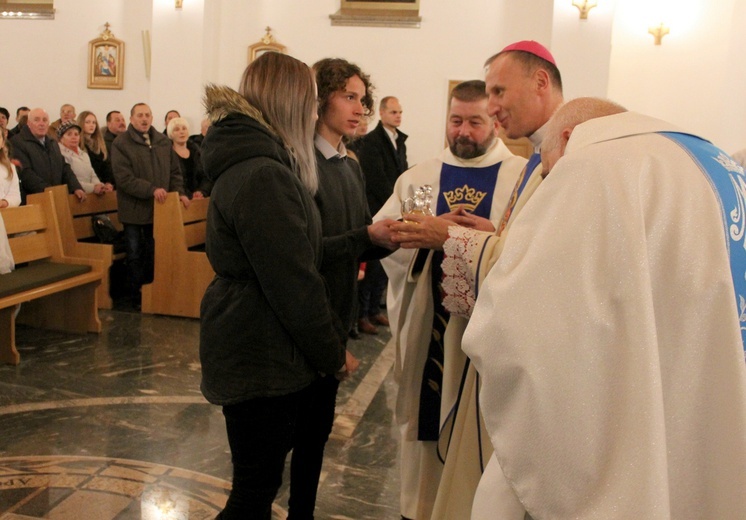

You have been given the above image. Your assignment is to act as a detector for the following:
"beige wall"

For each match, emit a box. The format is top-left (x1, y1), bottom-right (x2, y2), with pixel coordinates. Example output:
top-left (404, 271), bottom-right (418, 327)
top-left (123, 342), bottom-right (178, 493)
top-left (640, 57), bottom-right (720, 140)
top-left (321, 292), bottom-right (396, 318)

top-left (2, 0), bottom-right (744, 161)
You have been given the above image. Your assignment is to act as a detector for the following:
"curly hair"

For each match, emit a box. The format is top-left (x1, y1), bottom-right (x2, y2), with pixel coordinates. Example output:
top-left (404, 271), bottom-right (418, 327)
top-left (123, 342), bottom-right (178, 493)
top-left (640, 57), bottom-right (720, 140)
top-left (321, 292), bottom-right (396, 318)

top-left (312, 58), bottom-right (375, 118)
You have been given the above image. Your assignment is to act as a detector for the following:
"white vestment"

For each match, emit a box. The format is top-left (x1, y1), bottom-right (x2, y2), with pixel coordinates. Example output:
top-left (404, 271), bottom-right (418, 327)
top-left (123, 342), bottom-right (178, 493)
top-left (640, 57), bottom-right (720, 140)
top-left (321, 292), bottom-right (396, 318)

top-left (374, 139), bottom-right (525, 519)
top-left (433, 166), bottom-right (543, 520)
top-left (732, 147), bottom-right (746, 168)
top-left (465, 112), bottom-right (746, 519)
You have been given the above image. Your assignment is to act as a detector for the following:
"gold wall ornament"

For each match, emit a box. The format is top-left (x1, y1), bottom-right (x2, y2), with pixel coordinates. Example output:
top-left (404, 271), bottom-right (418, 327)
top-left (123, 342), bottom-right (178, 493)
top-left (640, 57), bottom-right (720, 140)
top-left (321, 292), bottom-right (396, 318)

top-left (648, 23), bottom-right (670, 45)
top-left (330, 0), bottom-right (421, 28)
top-left (572, 0), bottom-right (597, 20)
top-left (248, 27), bottom-right (287, 64)
top-left (88, 22), bottom-right (125, 90)
top-left (0, 0), bottom-right (54, 19)
top-left (175, 0), bottom-right (183, 8)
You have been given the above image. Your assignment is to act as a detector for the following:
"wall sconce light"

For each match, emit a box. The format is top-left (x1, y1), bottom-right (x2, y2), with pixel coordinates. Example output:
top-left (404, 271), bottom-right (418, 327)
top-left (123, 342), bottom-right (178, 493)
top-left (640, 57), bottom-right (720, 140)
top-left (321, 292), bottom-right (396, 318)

top-left (648, 23), bottom-right (669, 45)
top-left (572, 0), bottom-right (597, 20)
top-left (175, 0), bottom-right (183, 9)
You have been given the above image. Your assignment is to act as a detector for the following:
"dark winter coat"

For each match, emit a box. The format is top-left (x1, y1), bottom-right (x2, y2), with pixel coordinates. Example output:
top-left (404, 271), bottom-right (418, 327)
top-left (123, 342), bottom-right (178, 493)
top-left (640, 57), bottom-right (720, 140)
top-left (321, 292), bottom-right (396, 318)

top-left (10, 125), bottom-right (83, 195)
top-left (357, 121), bottom-right (408, 215)
top-left (199, 85), bottom-right (346, 405)
top-left (111, 125), bottom-right (185, 225)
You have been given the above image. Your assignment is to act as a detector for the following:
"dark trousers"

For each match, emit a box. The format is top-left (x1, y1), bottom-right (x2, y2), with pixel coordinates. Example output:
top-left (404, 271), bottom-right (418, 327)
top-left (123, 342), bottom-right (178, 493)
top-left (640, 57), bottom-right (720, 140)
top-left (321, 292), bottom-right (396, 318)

top-left (358, 259), bottom-right (387, 319)
top-left (288, 374), bottom-right (340, 520)
top-left (218, 388), bottom-right (306, 520)
top-left (123, 223), bottom-right (154, 299)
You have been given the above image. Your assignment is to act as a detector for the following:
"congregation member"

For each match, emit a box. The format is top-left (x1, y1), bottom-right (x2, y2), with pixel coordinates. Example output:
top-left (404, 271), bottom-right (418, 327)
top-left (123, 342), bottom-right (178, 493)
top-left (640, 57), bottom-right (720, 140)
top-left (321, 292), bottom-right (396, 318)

top-left (291, 56), bottom-right (396, 518)
top-left (163, 109), bottom-right (180, 134)
top-left (111, 102), bottom-right (187, 310)
top-left (199, 52), bottom-right (350, 518)
top-left (167, 117), bottom-right (212, 198)
top-left (0, 131), bottom-right (22, 208)
top-left (104, 110), bottom-right (127, 157)
top-left (345, 114), bottom-right (370, 157)
top-left (10, 107), bottom-right (86, 201)
top-left (463, 96), bottom-right (746, 519)
top-left (48, 103), bottom-right (76, 139)
top-left (356, 95), bottom-right (409, 335)
top-left (342, 112), bottom-right (371, 340)
top-left (376, 79), bottom-right (526, 520)
top-left (388, 41), bottom-right (564, 518)
top-left (188, 118), bottom-right (211, 149)
top-left (78, 110), bottom-right (115, 186)
top-left (7, 106), bottom-right (29, 139)
top-left (57, 121), bottom-right (112, 195)
top-left (0, 107), bottom-right (9, 139)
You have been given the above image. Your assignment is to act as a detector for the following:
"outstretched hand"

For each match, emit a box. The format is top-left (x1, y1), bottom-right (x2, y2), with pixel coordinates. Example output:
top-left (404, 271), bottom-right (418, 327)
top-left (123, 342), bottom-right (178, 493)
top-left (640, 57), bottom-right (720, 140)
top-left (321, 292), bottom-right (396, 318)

top-left (389, 214), bottom-right (452, 250)
top-left (441, 207), bottom-right (495, 232)
top-left (367, 219), bottom-right (400, 250)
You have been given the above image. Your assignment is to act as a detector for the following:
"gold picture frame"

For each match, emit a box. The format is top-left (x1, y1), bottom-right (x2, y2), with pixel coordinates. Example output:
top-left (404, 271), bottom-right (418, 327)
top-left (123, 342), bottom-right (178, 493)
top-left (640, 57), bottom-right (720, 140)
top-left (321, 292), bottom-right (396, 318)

top-left (248, 27), bottom-right (287, 64)
top-left (330, 0), bottom-right (421, 28)
top-left (87, 23), bottom-right (124, 90)
top-left (340, 0), bottom-right (419, 15)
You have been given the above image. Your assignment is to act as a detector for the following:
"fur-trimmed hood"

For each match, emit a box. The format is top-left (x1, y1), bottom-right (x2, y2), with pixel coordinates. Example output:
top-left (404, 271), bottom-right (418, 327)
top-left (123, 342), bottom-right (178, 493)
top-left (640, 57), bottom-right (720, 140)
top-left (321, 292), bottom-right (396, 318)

top-left (203, 84), bottom-right (270, 130)
top-left (200, 84), bottom-right (292, 183)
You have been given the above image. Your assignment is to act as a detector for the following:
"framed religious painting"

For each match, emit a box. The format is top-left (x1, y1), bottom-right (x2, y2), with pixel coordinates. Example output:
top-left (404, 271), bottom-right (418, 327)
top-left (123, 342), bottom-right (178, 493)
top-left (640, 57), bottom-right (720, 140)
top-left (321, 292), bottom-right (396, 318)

top-left (330, 0), bottom-right (421, 27)
top-left (248, 27), bottom-right (286, 64)
top-left (88, 23), bottom-right (124, 90)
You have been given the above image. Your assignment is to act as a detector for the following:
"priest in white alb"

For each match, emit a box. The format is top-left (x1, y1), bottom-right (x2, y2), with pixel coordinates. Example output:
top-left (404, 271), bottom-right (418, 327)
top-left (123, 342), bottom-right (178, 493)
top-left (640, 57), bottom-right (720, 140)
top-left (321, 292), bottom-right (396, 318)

top-left (462, 97), bottom-right (746, 519)
top-left (374, 80), bottom-right (525, 520)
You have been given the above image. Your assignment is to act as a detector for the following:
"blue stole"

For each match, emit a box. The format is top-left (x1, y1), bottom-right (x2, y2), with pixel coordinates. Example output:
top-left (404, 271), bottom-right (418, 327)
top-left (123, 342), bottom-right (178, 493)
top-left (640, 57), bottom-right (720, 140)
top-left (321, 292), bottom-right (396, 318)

top-left (516, 152), bottom-right (542, 201)
top-left (662, 132), bottom-right (746, 353)
top-left (436, 163), bottom-right (501, 218)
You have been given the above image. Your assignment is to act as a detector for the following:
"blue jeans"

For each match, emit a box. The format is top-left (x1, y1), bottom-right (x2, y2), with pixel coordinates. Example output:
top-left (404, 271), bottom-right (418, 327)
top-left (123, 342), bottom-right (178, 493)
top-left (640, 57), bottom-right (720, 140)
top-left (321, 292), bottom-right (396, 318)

top-left (123, 223), bottom-right (154, 299)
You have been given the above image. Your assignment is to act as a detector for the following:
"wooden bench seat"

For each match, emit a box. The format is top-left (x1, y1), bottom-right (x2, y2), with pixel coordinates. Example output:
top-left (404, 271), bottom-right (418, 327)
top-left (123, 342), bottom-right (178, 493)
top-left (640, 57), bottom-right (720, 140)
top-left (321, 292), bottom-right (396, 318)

top-left (0, 190), bottom-right (103, 365)
top-left (29, 186), bottom-right (122, 309)
top-left (142, 192), bottom-right (214, 318)
top-left (0, 263), bottom-right (92, 298)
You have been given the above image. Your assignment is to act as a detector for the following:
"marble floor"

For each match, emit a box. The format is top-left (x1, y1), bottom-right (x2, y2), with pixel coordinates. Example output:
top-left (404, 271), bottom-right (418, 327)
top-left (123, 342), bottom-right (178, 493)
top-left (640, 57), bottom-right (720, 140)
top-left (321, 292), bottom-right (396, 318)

top-left (0, 304), bottom-right (401, 519)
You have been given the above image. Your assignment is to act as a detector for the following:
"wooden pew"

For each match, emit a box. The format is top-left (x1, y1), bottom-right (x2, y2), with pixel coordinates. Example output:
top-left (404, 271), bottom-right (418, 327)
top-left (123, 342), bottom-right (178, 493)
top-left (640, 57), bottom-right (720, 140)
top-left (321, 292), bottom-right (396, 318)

top-left (141, 192), bottom-right (214, 318)
top-left (29, 186), bottom-right (122, 309)
top-left (0, 190), bottom-right (103, 365)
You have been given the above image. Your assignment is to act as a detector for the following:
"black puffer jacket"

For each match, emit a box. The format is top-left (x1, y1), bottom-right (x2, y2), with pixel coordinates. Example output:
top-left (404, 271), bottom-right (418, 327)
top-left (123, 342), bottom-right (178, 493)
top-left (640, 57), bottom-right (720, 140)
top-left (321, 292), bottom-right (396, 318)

top-left (199, 85), bottom-right (345, 405)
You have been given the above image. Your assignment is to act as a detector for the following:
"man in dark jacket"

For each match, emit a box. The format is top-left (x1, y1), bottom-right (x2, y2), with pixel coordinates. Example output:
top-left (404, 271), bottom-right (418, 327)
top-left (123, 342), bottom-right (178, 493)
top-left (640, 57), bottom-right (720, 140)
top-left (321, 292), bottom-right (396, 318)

top-left (111, 102), bottom-right (187, 309)
top-left (7, 106), bottom-right (30, 139)
top-left (284, 57), bottom-right (396, 519)
top-left (356, 96), bottom-right (409, 334)
top-left (104, 110), bottom-right (127, 158)
top-left (10, 108), bottom-right (86, 201)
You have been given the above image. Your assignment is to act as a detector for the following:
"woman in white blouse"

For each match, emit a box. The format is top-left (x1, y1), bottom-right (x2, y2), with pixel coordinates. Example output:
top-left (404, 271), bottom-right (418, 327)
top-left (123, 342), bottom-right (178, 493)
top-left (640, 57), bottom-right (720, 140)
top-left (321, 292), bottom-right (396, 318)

top-left (0, 131), bottom-right (21, 208)
top-left (57, 121), bottom-right (113, 194)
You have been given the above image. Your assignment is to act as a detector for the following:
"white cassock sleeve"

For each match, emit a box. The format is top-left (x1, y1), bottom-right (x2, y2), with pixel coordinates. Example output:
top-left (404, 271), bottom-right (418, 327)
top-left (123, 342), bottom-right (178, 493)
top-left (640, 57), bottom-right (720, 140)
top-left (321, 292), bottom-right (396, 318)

top-left (464, 135), bottom-right (746, 519)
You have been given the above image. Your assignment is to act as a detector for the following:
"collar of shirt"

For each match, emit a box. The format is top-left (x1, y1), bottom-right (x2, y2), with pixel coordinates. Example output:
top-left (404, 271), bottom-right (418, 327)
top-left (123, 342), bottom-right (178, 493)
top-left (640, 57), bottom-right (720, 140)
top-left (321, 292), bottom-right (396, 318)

top-left (314, 133), bottom-right (348, 160)
top-left (529, 121), bottom-right (549, 153)
top-left (384, 126), bottom-right (398, 149)
top-left (59, 143), bottom-right (82, 158)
